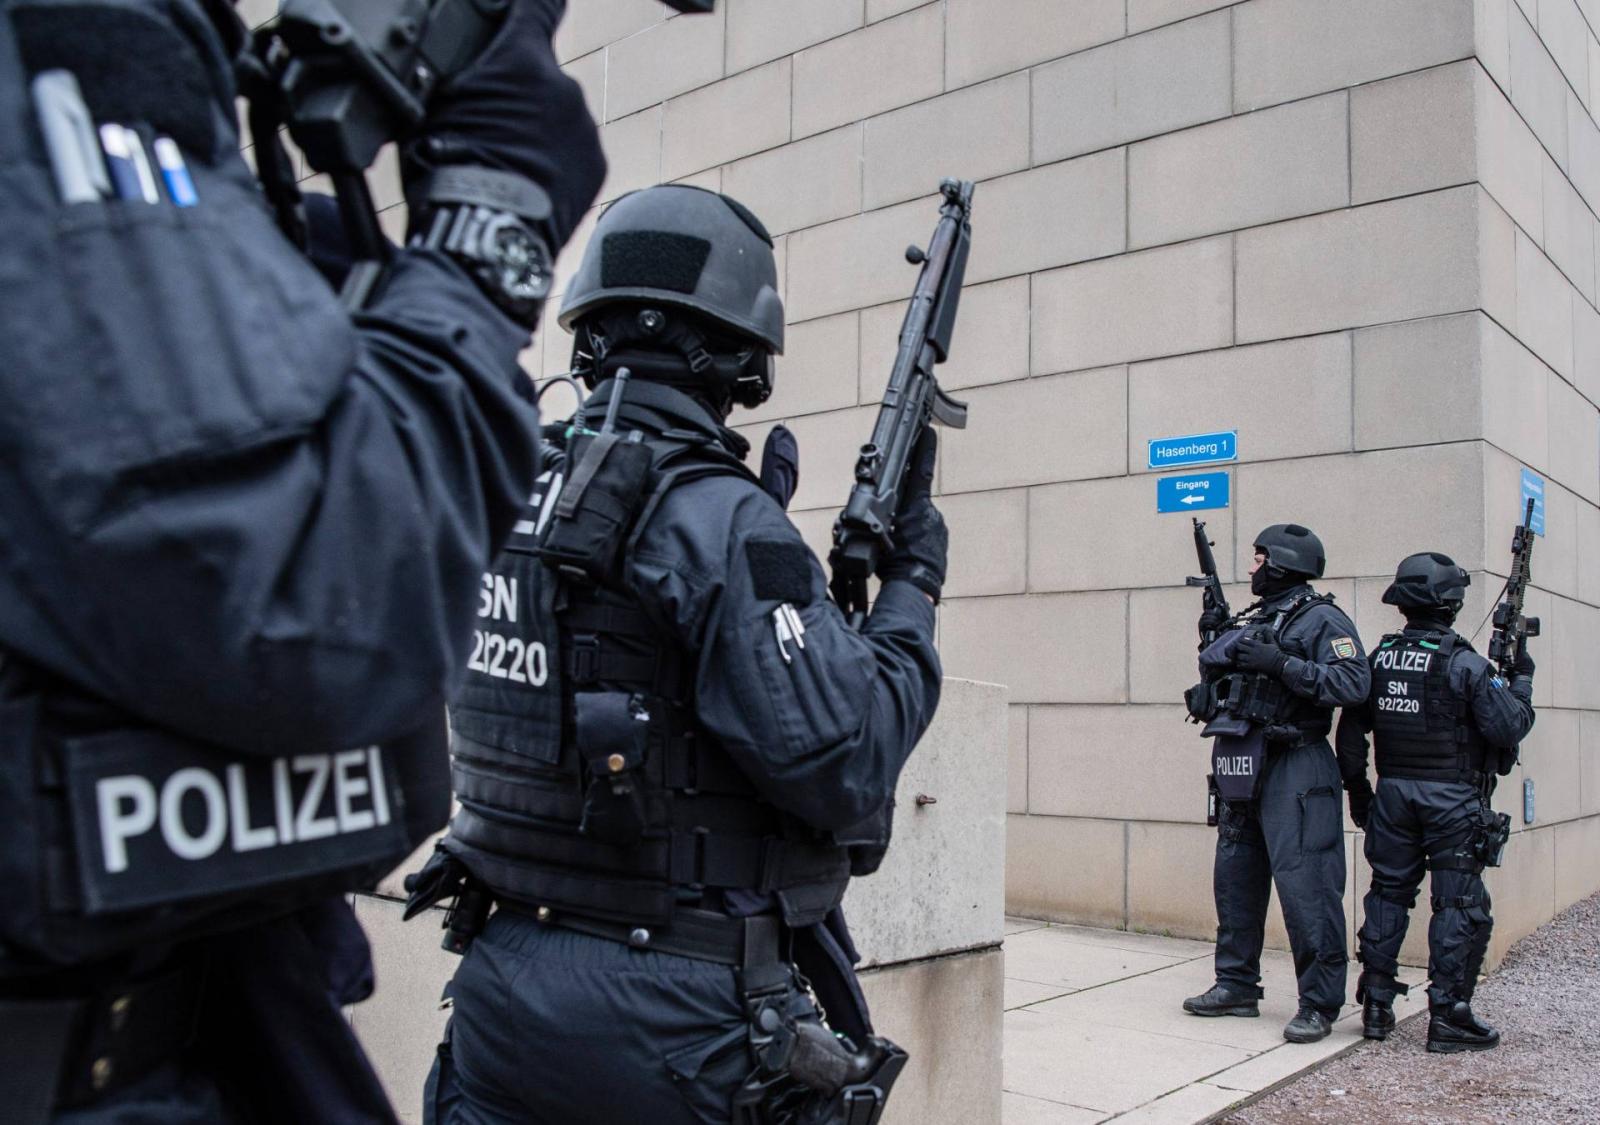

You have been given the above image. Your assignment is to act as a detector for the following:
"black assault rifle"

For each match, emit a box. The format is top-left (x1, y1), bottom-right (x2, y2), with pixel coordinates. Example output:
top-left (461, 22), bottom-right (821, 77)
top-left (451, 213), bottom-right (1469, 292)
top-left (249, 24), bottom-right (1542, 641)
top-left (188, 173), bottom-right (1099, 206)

top-left (829, 180), bottom-right (974, 627)
top-left (1488, 498), bottom-right (1541, 679)
top-left (241, 0), bottom-right (713, 307)
top-left (1187, 517), bottom-right (1231, 648)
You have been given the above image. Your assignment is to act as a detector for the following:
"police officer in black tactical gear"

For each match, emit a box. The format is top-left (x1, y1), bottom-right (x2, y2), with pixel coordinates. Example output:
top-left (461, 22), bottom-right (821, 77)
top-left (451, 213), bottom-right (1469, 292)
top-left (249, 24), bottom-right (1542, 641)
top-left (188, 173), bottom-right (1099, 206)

top-left (0, 0), bottom-right (602, 1119)
top-left (405, 183), bottom-right (945, 1125)
top-left (1337, 552), bottom-right (1534, 1053)
top-left (1182, 524), bottom-right (1371, 1044)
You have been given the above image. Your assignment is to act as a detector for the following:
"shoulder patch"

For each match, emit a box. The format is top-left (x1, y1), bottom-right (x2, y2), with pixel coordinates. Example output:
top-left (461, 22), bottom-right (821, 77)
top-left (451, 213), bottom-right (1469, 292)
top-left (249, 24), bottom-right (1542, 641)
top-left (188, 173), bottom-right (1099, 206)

top-left (1331, 637), bottom-right (1357, 660)
top-left (746, 538), bottom-right (812, 603)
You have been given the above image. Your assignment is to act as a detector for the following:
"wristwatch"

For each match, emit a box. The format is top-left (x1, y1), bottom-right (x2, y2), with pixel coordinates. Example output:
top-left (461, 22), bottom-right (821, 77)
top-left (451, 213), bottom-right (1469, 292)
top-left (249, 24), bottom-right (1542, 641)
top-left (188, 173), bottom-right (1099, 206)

top-left (412, 166), bottom-right (554, 327)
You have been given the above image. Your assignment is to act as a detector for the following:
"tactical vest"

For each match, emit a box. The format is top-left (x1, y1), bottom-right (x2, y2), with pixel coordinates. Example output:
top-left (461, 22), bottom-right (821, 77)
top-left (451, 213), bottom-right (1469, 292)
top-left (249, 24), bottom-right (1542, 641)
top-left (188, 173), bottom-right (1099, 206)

top-left (0, 654), bottom-right (449, 973)
top-left (1369, 632), bottom-right (1489, 781)
top-left (1211, 592), bottom-right (1334, 736)
top-left (443, 430), bottom-right (854, 930)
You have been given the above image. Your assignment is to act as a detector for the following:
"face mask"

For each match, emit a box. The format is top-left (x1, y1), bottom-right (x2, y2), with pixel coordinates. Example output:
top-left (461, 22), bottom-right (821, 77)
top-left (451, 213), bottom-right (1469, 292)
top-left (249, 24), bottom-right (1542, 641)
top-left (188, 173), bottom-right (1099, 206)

top-left (1252, 565), bottom-right (1299, 597)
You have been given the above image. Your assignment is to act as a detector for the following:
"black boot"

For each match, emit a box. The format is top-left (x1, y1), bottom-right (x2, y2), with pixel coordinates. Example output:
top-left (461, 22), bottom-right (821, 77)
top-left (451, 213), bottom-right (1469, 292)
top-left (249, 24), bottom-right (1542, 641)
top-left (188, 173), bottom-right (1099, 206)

top-left (1356, 970), bottom-right (1402, 1041)
top-left (1427, 1001), bottom-right (1500, 1053)
top-left (1362, 997), bottom-right (1395, 1040)
top-left (1182, 983), bottom-right (1260, 1017)
top-left (1283, 1005), bottom-right (1333, 1043)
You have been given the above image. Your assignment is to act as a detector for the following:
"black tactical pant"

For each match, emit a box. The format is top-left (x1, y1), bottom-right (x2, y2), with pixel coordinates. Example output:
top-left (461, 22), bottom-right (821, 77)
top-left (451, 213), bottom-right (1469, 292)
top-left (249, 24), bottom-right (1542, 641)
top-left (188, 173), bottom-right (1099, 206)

top-left (1213, 739), bottom-right (1348, 1018)
top-left (1358, 777), bottom-right (1492, 1007)
top-left (427, 911), bottom-right (792, 1124)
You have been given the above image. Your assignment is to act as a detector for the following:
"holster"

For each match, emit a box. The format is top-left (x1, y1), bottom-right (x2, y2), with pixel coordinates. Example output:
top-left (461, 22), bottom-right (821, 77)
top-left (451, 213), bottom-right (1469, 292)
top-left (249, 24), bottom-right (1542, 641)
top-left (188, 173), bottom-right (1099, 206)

top-left (402, 844), bottom-right (493, 954)
top-left (732, 911), bottom-right (906, 1125)
top-left (1474, 809), bottom-right (1512, 869)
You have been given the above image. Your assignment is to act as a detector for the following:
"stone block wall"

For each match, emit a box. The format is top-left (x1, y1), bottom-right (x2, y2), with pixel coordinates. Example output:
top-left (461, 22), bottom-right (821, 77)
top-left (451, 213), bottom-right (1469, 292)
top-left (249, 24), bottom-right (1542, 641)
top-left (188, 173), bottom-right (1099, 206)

top-left (240, 0), bottom-right (1600, 961)
top-left (522, 0), bottom-right (1600, 960)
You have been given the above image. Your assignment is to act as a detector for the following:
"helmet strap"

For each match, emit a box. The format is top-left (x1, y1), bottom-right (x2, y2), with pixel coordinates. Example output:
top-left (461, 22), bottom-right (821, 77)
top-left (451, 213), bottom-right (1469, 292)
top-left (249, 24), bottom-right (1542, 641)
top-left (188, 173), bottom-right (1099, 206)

top-left (573, 309), bottom-right (772, 409)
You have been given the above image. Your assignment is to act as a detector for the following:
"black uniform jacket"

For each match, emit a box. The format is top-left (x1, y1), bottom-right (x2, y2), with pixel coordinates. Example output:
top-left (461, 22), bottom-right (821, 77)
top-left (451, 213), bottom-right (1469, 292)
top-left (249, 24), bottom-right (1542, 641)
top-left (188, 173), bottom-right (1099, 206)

top-left (587, 380), bottom-right (944, 833)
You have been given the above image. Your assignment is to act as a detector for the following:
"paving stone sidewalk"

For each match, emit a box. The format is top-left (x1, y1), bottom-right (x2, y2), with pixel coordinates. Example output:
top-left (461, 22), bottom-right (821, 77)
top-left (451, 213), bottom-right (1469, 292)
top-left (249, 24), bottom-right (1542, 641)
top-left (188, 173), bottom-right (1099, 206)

top-left (1000, 917), bottom-right (1428, 1124)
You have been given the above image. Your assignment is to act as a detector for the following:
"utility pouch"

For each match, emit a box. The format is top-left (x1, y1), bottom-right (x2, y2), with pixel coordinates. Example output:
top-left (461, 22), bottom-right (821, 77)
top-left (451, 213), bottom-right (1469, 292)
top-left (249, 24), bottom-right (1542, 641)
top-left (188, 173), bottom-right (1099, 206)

top-left (1495, 745), bottom-right (1519, 777)
top-left (575, 691), bottom-right (652, 846)
top-left (835, 804), bottom-right (894, 876)
top-left (1206, 774), bottom-right (1219, 827)
top-left (537, 431), bottom-right (653, 586)
top-left (1185, 682), bottom-right (1219, 723)
top-left (1220, 673), bottom-right (1289, 725)
top-left (1475, 809), bottom-right (1512, 868)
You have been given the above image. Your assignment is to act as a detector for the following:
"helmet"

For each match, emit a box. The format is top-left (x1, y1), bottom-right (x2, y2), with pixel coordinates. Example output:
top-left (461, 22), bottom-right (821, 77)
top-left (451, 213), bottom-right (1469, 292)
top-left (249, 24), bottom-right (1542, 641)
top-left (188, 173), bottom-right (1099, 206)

top-left (559, 184), bottom-right (783, 350)
top-left (1253, 524), bottom-right (1325, 579)
top-left (1383, 552), bottom-right (1470, 611)
top-left (558, 185), bottom-right (784, 407)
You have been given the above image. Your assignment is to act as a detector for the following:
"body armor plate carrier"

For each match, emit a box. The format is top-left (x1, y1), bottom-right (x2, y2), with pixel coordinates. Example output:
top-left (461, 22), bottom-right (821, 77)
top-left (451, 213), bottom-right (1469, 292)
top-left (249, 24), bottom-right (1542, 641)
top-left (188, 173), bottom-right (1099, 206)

top-left (443, 430), bottom-right (853, 931)
top-left (1369, 632), bottom-right (1489, 782)
top-left (1202, 592), bottom-right (1334, 737)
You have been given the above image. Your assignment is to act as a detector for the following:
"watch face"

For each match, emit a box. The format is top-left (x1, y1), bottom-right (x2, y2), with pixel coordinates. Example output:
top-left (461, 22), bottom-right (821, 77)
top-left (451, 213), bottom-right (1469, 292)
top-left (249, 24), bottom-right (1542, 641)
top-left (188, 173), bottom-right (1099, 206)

top-left (491, 222), bottom-right (552, 302)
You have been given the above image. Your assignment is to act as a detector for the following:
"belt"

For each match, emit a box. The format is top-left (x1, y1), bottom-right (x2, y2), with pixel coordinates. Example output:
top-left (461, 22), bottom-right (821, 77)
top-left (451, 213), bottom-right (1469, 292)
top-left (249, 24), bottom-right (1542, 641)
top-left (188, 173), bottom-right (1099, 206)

top-left (503, 904), bottom-right (782, 968)
top-left (0, 960), bottom-right (204, 1121)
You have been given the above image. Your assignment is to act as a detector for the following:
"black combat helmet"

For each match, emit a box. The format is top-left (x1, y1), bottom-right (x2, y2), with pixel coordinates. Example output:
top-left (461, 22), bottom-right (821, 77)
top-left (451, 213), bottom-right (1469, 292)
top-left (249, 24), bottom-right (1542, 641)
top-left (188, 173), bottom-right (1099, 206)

top-left (1382, 552), bottom-right (1471, 612)
top-left (1253, 523), bottom-right (1326, 579)
top-left (558, 184), bottom-right (783, 407)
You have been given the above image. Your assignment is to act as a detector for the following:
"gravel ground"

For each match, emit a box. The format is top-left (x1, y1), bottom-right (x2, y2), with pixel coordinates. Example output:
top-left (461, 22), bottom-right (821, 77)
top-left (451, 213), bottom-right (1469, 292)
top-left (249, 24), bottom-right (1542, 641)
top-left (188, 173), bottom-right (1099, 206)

top-left (1222, 891), bottom-right (1600, 1124)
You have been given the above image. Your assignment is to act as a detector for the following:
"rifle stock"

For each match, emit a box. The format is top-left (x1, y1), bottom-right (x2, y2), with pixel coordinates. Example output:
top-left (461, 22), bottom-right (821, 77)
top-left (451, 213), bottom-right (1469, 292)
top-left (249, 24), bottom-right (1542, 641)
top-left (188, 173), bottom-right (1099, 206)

top-left (830, 180), bottom-right (974, 626)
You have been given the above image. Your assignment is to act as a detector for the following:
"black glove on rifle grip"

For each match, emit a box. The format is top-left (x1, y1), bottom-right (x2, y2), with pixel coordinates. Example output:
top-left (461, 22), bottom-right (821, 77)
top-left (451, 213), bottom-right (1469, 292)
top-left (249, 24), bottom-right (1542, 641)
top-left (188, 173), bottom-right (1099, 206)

top-left (877, 429), bottom-right (946, 602)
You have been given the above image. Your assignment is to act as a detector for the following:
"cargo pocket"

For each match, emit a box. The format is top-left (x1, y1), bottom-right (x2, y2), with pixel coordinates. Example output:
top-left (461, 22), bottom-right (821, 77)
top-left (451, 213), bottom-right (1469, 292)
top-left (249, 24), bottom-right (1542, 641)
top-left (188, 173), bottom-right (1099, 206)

top-left (1298, 786), bottom-right (1341, 854)
top-left (11, 168), bottom-right (352, 532)
top-left (664, 1023), bottom-right (750, 1123)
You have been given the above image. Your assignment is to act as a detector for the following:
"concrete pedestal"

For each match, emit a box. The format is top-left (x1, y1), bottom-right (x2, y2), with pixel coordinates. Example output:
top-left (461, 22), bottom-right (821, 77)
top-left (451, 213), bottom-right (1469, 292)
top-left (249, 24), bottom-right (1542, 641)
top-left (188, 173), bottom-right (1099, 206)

top-left (350, 676), bottom-right (1007, 1123)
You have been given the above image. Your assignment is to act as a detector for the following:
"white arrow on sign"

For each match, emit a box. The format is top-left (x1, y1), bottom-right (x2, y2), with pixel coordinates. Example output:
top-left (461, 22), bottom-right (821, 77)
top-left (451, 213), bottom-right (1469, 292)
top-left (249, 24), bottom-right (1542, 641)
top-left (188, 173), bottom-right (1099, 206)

top-left (1181, 494), bottom-right (1206, 504)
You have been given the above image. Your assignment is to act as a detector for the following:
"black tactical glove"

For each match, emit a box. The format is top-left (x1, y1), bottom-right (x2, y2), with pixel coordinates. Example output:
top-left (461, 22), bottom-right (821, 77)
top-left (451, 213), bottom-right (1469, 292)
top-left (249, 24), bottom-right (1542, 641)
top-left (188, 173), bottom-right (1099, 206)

top-left (1234, 628), bottom-right (1289, 678)
top-left (1513, 647), bottom-right (1535, 679)
top-left (877, 428), bottom-right (947, 602)
top-left (1198, 607), bottom-right (1228, 637)
top-left (1345, 778), bottom-right (1373, 829)
top-left (759, 425), bottom-right (800, 511)
top-left (404, 0), bottom-right (606, 251)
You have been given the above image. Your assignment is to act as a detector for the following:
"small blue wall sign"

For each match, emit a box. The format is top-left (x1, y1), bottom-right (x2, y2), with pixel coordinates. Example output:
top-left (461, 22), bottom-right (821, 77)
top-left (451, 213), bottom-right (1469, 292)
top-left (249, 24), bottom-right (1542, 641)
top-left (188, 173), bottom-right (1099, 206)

top-left (1157, 471), bottom-right (1231, 513)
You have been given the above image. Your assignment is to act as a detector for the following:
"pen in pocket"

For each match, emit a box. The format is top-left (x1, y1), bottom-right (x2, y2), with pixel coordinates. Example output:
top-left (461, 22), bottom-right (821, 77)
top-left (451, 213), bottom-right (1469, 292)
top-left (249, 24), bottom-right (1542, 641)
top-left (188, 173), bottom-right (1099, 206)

top-left (153, 137), bottom-right (197, 207)
top-left (98, 123), bottom-right (142, 201)
top-left (31, 70), bottom-right (107, 203)
top-left (123, 127), bottom-right (160, 204)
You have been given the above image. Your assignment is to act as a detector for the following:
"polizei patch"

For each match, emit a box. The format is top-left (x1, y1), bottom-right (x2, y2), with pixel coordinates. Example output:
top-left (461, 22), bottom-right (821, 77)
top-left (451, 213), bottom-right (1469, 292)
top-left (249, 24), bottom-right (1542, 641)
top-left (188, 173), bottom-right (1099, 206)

top-left (66, 732), bottom-right (408, 914)
top-left (1331, 637), bottom-right (1357, 660)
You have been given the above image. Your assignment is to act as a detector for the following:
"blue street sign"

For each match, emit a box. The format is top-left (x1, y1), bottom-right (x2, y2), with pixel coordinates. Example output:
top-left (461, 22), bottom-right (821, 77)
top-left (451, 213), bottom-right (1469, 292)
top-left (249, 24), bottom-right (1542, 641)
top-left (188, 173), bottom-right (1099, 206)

top-left (1157, 471), bottom-right (1230, 513)
top-left (1148, 430), bottom-right (1238, 470)
top-left (1520, 468), bottom-right (1546, 536)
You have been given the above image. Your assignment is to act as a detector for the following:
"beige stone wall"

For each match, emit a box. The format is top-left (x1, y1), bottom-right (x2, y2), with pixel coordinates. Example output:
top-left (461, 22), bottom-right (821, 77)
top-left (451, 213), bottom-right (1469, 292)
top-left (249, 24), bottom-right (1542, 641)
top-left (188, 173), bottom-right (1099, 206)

top-left (528, 0), bottom-right (1600, 961)
top-left (238, 0), bottom-right (1600, 960)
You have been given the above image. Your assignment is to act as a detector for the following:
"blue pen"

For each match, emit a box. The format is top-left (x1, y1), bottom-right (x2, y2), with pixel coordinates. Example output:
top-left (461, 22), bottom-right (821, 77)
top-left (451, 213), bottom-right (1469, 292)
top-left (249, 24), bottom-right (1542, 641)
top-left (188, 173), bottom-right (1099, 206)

top-left (153, 137), bottom-right (197, 207)
top-left (122, 127), bottom-right (160, 204)
top-left (98, 123), bottom-right (141, 201)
